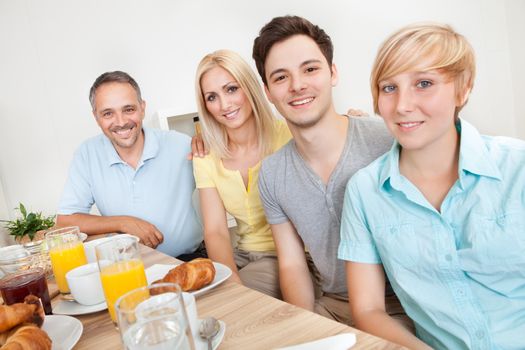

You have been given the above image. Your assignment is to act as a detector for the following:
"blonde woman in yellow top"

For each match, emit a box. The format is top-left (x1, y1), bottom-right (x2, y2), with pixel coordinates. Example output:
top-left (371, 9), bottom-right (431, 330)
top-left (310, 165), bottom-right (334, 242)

top-left (194, 50), bottom-right (291, 298)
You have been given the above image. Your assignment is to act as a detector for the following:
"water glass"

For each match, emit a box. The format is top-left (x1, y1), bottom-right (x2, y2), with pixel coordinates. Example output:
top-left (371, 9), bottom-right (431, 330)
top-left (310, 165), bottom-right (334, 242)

top-left (116, 283), bottom-right (196, 350)
top-left (96, 236), bottom-right (147, 323)
top-left (45, 226), bottom-right (87, 294)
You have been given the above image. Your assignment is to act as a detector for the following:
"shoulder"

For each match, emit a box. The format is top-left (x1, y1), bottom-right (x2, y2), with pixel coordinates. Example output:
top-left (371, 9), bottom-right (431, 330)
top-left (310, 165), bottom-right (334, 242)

top-left (261, 141), bottom-right (294, 174)
top-left (483, 134), bottom-right (525, 167)
top-left (348, 116), bottom-right (391, 140)
top-left (271, 119), bottom-right (293, 150)
top-left (73, 134), bottom-right (106, 158)
top-left (350, 152), bottom-right (389, 187)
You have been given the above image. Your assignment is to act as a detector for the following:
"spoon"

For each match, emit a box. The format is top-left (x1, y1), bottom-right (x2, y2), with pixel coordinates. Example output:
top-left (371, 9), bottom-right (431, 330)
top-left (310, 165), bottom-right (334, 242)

top-left (199, 317), bottom-right (220, 350)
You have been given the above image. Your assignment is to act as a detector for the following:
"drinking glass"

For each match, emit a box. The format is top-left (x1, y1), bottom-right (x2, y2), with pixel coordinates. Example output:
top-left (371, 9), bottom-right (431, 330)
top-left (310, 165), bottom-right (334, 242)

top-left (96, 236), bottom-right (147, 323)
top-left (45, 226), bottom-right (87, 294)
top-left (116, 283), bottom-right (196, 350)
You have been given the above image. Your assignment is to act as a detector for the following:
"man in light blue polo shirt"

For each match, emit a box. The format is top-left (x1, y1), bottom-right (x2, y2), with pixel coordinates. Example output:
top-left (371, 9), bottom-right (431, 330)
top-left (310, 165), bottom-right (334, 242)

top-left (57, 71), bottom-right (203, 258)
top-left (339, 23), bottom-right (525, 349)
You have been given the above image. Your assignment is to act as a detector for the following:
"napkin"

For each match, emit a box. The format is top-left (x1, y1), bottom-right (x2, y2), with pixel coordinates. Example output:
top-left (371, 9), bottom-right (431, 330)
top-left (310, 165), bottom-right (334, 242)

top-left (276, 333), bottom-right (356, 350)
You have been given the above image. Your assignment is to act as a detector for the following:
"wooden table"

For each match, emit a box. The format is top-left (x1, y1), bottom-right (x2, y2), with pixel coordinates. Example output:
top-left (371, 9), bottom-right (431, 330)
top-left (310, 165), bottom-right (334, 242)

top-left (51, 244), bottom-right (403, 349)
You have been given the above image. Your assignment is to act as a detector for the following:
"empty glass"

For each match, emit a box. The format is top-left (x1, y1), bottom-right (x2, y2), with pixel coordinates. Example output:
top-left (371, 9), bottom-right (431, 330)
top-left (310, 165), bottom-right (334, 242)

top-left (116, 283), bottom-right (196, 350)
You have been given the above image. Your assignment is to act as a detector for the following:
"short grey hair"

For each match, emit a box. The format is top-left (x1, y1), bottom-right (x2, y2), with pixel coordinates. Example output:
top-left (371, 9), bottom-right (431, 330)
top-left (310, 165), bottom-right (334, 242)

top-left (89, 71), bottom-right (142, 110)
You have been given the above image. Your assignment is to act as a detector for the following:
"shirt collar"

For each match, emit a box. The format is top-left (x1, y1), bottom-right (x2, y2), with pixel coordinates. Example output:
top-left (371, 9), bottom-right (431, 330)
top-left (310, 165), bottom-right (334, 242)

top-left (379, 118), bottom-right (502, 191)
top-left (103, 127), bottom-right (160, 167)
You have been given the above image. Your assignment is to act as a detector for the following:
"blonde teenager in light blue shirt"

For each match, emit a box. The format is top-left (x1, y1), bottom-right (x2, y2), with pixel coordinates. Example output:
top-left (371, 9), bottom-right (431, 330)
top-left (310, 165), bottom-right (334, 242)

top-left (338, 23), bottom-right (525, 349)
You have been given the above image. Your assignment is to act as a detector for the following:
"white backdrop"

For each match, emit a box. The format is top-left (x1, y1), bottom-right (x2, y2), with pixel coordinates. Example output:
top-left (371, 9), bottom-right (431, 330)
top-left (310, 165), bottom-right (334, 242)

top-left (0, 0), bottom-right (524, 223)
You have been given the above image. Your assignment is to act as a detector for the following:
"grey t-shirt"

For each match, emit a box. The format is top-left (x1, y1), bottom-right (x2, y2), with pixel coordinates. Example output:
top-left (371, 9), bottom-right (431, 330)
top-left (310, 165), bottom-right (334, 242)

top-left (258, 116), bottom-right (393, 294)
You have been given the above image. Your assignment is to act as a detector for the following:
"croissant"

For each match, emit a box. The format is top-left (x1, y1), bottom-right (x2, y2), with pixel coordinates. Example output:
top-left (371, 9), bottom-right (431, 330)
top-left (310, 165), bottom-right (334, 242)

top-left (0, 303), bottom-right (36, 333)
top-left (0, 324), bottom-right (51, 350)
top-left (22, 295), bottom-right (44, 328)
top-left (154, 258), bottom-right (216, 292)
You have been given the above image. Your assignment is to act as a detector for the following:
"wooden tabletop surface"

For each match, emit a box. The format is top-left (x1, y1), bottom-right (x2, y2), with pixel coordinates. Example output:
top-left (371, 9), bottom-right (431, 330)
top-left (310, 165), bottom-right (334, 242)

top-left (48, 242), bottom-right (404, 349)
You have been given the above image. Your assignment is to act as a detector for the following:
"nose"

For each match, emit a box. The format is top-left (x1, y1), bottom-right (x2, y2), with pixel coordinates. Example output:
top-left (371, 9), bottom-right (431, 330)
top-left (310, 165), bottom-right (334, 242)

top-left (114, 111), bottom-right (126, 125)
top-left (395, 87), bottom-right (415, 115)
top-left (219, 95), bottom-right (232, 111)
top-left (289, 74), bottom-right (307, 93)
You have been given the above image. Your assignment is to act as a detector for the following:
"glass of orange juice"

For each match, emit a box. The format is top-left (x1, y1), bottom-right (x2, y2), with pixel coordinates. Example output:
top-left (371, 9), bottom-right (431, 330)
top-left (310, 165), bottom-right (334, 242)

top-left (96, 236), bottom-right (147, 323)
top-left (45, 226), bottom-right (87, 295)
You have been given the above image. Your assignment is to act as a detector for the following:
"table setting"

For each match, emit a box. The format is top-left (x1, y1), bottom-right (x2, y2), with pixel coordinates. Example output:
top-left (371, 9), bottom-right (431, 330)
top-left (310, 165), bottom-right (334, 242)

top-left (0, 226), bottom-right (403, 349)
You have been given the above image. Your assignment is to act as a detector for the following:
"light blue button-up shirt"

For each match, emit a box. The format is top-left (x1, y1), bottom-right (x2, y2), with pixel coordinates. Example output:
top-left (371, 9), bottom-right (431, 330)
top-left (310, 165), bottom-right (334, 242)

top-left (338, 119), bottom-right (525, 349)
top-left (58, 127), bottom-right (202, 257)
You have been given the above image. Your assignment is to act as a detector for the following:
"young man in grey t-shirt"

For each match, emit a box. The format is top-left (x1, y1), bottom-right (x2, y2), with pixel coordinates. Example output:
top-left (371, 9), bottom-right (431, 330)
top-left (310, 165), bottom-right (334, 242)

top-left (253, 16), bottom-right (406, 325)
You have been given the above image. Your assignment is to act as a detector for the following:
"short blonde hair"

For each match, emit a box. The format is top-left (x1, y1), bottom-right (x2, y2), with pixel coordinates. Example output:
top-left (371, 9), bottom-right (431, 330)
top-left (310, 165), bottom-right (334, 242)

top-left (195, 50), bottom-right (276, 159)
top-left (371, 22), bottom-right (476, 115)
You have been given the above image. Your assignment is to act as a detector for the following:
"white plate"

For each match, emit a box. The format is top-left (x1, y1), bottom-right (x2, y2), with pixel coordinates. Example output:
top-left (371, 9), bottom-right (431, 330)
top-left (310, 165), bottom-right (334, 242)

top-left (193, 319), bottom-right (226, 350)
top-left (42, 315), bottom-right (83, 350)
top-left (145, 262), bottom-right (232, 297)
top-left (52, 298), bottom-right (107, 316)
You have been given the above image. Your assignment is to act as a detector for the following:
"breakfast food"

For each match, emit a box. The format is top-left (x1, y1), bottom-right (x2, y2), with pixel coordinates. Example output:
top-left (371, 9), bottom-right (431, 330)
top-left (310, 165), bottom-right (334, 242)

top-left (0, 324), bottom-right (51, 350)
top-left (0, 296), bottom-right (51, 349)
top-left (154, 258), bottom-right (216, 292)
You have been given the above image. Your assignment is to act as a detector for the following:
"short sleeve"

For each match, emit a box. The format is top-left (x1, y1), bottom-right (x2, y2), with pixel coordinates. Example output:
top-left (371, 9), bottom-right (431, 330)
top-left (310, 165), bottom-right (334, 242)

top-left (192, 156), bottom-right (216, 189)
top-left (338, 177), bottom-right (382, 264)
top-left (258, 160), bottom-right (289, 225)
top-left (57, 147), bottom-right (95, 215)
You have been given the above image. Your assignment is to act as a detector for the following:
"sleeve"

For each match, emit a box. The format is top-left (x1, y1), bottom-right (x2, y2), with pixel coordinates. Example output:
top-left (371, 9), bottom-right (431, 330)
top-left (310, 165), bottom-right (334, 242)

top-left (57, 147), bottom-right (94, 215)
top-left (192, 156), bottom-right (216, 189)
top-left (257, 160), bottom-right (289, 225)
top-left (338, 177), bottom-right (382, 264)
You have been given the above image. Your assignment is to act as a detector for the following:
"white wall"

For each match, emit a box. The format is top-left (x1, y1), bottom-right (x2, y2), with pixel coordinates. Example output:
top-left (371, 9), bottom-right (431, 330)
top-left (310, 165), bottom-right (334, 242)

top-left (0, 0), bottom-right (523, 219)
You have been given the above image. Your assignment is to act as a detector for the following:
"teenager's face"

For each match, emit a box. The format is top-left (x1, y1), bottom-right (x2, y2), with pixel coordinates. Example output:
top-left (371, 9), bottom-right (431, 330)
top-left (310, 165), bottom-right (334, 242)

top-left (378, 68), bottom-right (462, 152)
top-left (93, 82), bottom-right (145, 152)
top-left (200, 66), bottom-right (253, 131)
top-left (263, 34), bottom-right (337, 129)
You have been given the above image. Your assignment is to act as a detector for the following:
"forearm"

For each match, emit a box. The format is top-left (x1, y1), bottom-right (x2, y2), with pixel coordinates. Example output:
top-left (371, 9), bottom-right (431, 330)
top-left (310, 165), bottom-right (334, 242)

top-left (56, 213), bottom-right (128, 235)
top-left (203, 229), bottom-right (241, 283)
top-left (355, 310), bottom-right (430, 350)
top-left (279, 265), bottom-right (315, 311)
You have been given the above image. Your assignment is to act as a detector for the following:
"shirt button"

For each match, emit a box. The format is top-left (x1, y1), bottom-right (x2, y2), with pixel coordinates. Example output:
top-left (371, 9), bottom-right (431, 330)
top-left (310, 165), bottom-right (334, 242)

top-left (457, 289), bottom-right (465, 296)
top-left (475, 330), bottom-right (484, 339)
top-left (445, 254), bottom-right (452, 262)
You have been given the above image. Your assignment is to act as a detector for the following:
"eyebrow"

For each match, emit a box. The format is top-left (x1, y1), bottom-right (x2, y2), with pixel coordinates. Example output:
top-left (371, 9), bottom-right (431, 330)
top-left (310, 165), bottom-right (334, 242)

top-left (268, 59), bottom-right (323, 80)
top-left (203, 81), bottom-right (237, 96)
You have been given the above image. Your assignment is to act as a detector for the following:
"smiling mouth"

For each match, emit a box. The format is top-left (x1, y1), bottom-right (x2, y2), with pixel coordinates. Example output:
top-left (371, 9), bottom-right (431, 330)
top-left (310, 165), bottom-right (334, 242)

top-left (289, 97), bottom-right (314, 107)
top-left (398, 121), bottom-right (423, 129)
top-left (223, 109), bottom-right (239, 120)
top-left (111, 124), bottom-right (135, 137)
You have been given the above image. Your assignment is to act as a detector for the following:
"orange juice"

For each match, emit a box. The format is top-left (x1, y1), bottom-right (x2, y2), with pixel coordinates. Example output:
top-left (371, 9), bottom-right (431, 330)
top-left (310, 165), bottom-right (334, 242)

top-left (49, 242), bottom-right (87, 293)
top-left (100, 259), bottom-right (147, 322)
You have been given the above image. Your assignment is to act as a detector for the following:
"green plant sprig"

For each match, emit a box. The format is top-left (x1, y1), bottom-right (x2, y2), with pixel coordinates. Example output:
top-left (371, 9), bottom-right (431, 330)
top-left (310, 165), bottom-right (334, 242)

top-left (1, 203), bottom-right (55, 241)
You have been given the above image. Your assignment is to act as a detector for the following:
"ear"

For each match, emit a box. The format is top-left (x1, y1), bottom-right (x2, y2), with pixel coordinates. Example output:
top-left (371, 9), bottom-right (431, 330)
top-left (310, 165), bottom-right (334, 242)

top-left (264, 85), bottom-right (274, 104)
top-left (140, 99), bottom-right (147, 119)
top-left (457, 87), bottom-right (471, 107)
top-left (330, 63), bottom-right (339, 87)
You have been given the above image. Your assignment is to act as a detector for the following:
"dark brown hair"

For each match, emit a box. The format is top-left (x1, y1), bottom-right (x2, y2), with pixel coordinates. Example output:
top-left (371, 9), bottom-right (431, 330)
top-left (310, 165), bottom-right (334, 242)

top-left (89, 71), bottom-right (142, 110)
top-left (252, 15), bottom-right (333, 85)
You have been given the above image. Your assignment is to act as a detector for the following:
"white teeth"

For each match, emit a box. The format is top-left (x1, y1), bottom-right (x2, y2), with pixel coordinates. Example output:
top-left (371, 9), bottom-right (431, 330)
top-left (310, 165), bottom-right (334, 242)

top-left (290, 97), bottom-right (314, 106)
top-left (224, 110), bottom-right (238, 118)
top-left (399, 122), bottom-right (421, 128)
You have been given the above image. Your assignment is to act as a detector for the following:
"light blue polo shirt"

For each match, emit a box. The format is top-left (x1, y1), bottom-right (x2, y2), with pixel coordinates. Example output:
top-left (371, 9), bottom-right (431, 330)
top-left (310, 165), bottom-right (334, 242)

top-left (58, 127), bottom-right (202, 257)
top-left (338, 119), bottom-right (525, 349)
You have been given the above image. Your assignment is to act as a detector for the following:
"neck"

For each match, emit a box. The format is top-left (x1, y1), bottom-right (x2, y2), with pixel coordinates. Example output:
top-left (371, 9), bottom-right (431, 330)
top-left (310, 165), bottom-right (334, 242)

top-left (226, 117), bottom-right (259, 155)
top-left (115, 130), bottom-right (145, 169)
top-left (400, 125), bottom-right (460, 184)
top-left (290, 109), bottom-right (348, 164)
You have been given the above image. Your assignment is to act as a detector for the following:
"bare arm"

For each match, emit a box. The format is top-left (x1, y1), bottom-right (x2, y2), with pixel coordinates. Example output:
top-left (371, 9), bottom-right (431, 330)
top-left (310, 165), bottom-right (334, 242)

top-left (347, 261), bottom-right (431, 349)
top-left (56, 213), bottom-right (163, 248)
top-left (271, 221), bottom-right (315, 311)
top-left (198, 188), bottom-right (242, 284)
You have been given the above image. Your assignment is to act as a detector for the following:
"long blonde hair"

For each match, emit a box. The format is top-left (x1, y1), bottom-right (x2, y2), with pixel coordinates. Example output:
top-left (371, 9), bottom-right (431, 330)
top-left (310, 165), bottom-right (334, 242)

top-left (195, 50), bottom-right (276, 159)
top-left (371, 22), bottom-right (476, 116)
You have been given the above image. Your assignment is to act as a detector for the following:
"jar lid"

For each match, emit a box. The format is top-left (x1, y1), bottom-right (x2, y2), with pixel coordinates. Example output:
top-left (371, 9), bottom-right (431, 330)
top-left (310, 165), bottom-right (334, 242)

top-left (0, 245), bottom-right (31, 262)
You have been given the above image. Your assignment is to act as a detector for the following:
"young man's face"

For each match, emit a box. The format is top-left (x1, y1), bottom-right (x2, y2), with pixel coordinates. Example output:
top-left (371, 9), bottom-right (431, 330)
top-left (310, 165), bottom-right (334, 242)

top-left (92, 82), bottom-right (145, 153)
top-left (263, 34), bottom-right (338, 129)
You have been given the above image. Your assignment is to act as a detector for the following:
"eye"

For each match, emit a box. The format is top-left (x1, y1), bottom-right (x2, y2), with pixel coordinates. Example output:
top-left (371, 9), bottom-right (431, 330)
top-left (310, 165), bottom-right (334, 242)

top-left (416, 80), bottom-right (433, 89)
top-left (205, 94), bottom-right (216, 102)
top-left (226, 85), bottom-right (238, 93)
top-left (124, 107), bottom-right (136, 113)
top-left (273, 75), bottom-right (286, 83)
top-left (381, 85), bottom-right (396, 93)
top-left (102, 111), bottom-right (112, 118)
top-left (305, 66), bottom-right (318, 73)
